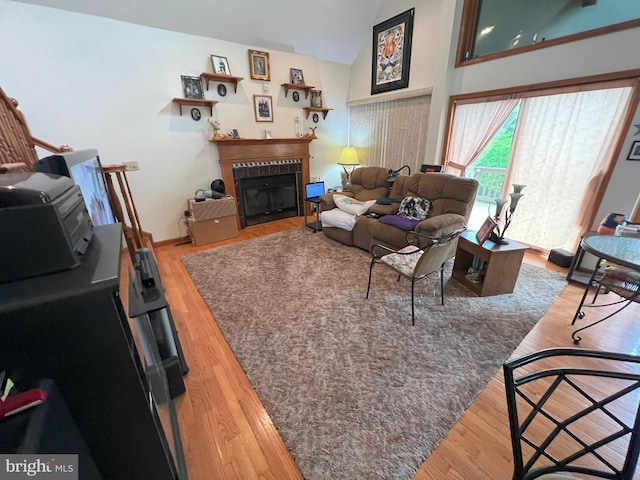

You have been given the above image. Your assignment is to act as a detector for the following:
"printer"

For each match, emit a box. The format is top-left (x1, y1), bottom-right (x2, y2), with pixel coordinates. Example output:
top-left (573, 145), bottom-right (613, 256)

top-left (0, 172), bottom-right (94, 283)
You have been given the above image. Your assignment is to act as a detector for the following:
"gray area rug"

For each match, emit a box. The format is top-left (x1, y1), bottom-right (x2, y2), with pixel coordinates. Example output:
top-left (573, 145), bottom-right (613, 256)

top-left (181, 228), bottom-right (567, 479)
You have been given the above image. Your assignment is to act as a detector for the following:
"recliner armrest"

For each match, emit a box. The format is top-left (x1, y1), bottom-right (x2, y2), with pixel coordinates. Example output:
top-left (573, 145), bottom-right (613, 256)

top-left (414, 213), bottom-right (466, 236)
top-left (319, 191), bottom-right (353, 211)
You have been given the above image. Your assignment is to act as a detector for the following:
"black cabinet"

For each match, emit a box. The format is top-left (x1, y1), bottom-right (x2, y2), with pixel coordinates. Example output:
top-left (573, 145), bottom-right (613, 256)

top-left (0, 224), bottom-right (184, 479)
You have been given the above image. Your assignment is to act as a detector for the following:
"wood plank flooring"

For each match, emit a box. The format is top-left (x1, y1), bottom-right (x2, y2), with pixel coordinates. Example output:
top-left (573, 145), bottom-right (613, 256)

top-left (142, 218), bottom-right (640, 479)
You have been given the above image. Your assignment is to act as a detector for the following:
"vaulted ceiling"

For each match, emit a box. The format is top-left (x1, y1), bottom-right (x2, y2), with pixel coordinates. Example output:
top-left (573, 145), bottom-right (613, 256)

top-left (11, 0), bottom-right (384, 64)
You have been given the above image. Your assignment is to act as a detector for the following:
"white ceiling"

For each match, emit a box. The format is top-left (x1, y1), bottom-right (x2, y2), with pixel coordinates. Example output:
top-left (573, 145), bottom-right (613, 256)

top-left (11, 0), bottom-right (384, 64)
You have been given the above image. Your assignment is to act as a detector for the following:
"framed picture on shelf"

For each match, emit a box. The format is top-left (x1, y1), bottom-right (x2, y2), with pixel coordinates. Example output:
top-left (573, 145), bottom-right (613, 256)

top-left (310, 90), bottom-right (322, 108)
top-left (248, 50), bottom-right (270, 81)
top-left (253, 94), bottom-right (273, 122)
top-left (371, 8), bottom-right (415, 95)
top-left (211, 55), bottom-right (231, 75)
top-left (290, 68), bottom-right (305, 85)
top-left (181, 75), bottom-right (204, 99)
top-left (628, 140), bottom-right (640, 161)
top-left (475, 216), bottom-right (498, 245)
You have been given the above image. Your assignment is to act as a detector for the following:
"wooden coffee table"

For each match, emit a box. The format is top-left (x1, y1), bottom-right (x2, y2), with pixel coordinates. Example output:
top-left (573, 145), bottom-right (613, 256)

top-left (452, 231), bottom-right (527, 296)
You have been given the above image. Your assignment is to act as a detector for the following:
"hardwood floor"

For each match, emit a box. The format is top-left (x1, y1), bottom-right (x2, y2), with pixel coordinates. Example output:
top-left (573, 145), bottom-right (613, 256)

top-left (144, 218), bottom-right (640, 479)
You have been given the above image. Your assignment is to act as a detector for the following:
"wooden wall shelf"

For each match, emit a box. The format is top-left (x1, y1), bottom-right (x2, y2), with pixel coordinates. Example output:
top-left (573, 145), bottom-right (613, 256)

top-left (200, 73), bottom-right (244, 93)
top-left (303, 107), bottom-right (333, 120)
top-left (172, 98), bottom-right (218, 116)
top-left (281, 83), bottom-right (315, 99)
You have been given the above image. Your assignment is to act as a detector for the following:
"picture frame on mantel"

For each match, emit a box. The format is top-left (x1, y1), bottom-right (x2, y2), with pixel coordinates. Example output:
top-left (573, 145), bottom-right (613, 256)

top-left (371, 8), bottom-right (415, 95)
top-left (249, 49), bottom-right (270, 81)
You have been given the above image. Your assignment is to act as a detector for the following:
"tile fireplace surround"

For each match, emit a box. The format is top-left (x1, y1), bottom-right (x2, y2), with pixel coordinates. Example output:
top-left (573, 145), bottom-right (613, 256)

top-left (213, 137), bottom-right (313, 228)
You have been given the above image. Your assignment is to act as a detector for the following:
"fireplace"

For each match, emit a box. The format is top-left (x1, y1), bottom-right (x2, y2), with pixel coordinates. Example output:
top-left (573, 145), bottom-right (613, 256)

top-left (239, 173), bottom-right (298, 226)
top-left (213, 138), bottom-right (313, 228)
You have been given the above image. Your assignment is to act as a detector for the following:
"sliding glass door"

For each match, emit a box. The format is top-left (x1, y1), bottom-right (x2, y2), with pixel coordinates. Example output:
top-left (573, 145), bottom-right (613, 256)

top-left (445, 83), bottom-right (634, 251)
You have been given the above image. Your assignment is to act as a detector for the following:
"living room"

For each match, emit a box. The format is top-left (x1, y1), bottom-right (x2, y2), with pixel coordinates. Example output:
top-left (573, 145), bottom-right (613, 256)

top-left (1, 0), bottom-right (640, 479)
top-left (1, 0), bottom-right (638, 244)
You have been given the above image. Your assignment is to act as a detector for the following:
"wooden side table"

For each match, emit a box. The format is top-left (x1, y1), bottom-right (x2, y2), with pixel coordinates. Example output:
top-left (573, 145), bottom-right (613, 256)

top-left (452, 231), bottom-right (527, 296)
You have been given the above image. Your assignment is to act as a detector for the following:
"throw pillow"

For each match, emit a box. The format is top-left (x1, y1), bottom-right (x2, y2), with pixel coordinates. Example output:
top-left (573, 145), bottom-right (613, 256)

top-left (333, 194), bottom-right (376, 216)
top-left (398, 196), bottom-right (430, 220)
top-left (378, 214), bottom-right (421, 231)
top-left (320, 208), bottom-right (357, 231)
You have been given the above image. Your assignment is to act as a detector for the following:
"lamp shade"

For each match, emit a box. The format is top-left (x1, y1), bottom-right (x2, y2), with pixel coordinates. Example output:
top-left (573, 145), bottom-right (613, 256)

top-left (338, 147), bottom-right (359, 166)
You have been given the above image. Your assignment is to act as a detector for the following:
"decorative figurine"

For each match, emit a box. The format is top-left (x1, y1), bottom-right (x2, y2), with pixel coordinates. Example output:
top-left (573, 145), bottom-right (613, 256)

top-left (207, 119), bottom-right (231, 139)
top-left (303, 126), bottom-right (318, 138)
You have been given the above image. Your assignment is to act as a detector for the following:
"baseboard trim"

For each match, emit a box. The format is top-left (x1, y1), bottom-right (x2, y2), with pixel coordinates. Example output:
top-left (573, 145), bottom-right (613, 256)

top-left (154, 236), bottom-right (191, 247)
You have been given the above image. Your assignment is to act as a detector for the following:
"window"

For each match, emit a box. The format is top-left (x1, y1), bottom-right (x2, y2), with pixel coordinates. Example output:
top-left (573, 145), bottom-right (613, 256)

top-left (457, 0), bottom-right (640, 66)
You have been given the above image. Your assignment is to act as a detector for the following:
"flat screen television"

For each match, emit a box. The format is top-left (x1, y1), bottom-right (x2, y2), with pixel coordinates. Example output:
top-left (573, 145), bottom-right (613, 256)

top-left (34, 149), bottom-right (116, 226)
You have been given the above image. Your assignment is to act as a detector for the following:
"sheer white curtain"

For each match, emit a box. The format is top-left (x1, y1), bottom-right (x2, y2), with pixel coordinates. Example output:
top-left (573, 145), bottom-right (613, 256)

top-left (349, 95), bottom-right (430, 173)
top-left (444, 98), bottom-right (520, 175)
top-left (504, 87), bottom-right (632, 250)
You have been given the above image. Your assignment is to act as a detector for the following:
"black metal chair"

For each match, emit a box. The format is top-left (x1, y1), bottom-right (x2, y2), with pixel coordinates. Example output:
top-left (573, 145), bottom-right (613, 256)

top-left (365, 228), bottom-right (465, 325)
top-left (504, 348), bottom-right (640, 480)
top-left (571, 227), bottom-right (640, 344)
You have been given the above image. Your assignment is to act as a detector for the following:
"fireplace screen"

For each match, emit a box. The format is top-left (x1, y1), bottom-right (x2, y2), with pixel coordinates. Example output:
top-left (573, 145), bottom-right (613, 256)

top-left (240, 173), bottom-right (298, 226)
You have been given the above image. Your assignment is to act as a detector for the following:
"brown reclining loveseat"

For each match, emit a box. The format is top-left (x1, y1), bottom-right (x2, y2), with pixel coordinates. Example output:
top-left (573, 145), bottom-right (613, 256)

top-left (319, 166), bottom-right (478, 251)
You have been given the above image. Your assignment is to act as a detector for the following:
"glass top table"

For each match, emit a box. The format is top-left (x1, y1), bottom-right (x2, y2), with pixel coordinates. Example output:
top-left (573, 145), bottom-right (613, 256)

top-left (571, 235), bottom-right (640, 343)
top-left (581, 235), bottom-right (640, 272)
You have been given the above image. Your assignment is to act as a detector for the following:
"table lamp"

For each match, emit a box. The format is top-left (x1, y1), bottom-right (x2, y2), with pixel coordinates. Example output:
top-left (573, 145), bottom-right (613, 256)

top-left (338, 147), bottom-right (359, 191)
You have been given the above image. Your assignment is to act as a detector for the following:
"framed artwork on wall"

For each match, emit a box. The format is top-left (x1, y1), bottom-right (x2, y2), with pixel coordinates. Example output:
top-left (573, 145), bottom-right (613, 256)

top-left (181, 75), bottom-right (204, 99)
top-left (249, 50), bottom-right (270, 81)
top-left (211, 55), bottom-right (231, 75)
top-left (253, 94), bottom-right (273, 122)
top-left (371, 8), bottom-right (415, 95)
top-left (628, 140), bottom-right (640, 160)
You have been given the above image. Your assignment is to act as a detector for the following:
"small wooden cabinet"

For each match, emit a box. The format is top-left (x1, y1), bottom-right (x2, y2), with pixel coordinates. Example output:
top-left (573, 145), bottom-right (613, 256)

top-left (452, 231), bottom-right (527, 296)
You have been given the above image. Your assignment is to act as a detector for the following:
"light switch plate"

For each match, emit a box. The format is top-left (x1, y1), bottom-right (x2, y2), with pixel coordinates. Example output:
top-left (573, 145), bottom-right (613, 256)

top-left (123, 161), bottom-right (140, 171)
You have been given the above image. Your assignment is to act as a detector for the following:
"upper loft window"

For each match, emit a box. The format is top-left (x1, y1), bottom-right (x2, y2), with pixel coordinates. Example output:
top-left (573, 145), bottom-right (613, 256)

top-left (457, 0), bottom-right (640, 66)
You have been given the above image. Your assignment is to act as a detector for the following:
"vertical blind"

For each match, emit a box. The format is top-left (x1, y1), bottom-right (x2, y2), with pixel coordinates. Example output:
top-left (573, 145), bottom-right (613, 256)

top-left (349, 95), bottom-right (431, 174)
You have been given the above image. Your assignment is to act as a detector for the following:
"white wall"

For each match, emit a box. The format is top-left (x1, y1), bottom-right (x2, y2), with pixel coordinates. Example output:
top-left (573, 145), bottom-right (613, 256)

top-left (0, 0), bottom-right (350, 241)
